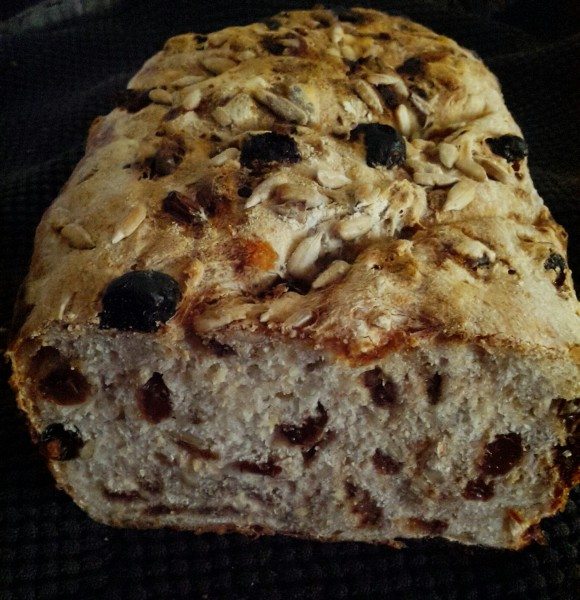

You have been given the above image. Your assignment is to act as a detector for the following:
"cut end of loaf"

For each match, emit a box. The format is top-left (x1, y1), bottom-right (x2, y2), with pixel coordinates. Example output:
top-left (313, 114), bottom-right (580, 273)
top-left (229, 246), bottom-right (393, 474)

top-left (9, 325), bottom-right (577, 549)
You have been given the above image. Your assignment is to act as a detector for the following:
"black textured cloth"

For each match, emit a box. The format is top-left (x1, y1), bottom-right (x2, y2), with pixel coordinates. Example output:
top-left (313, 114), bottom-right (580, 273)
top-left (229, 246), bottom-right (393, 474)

top-left (1, 2), bottom-right (578, 599)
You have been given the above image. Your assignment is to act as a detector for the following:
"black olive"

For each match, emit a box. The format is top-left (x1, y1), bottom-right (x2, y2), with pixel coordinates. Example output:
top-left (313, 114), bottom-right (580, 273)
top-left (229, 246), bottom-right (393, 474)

top-left (116, 89), bottom-right (152, 113)
top-left (351, 123), bottom-right (406, 168)
top-left (486, 135), bottom-right (528, 163)
top-left (40, 424), bottom-right (84, 461)
top-left (100, 270), bottom-right (181, 332)
top-left (544, 252), bottom-right (567, 288)
top-left (240, 132), bottom-right (301, 170)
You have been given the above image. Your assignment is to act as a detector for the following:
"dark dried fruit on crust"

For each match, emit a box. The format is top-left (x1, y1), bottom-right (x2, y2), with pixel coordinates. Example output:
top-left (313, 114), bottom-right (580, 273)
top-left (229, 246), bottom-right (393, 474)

top-left (351, 124), bottom-right (406, 168)
top-left (137, 373), bottom-right (172, 423)
top-left (150, 137), bottom-right (185, 177)
top-left (544, 252), bottom-right (567, 288)
top-left (463, 477), bottom-right (495, 501)
top-left (426, 372), bottom-right (443, 405)
top-left (116, 88), bottom-right (152, 113)
top-left (240, 132), bottom-right (301, 170)
top-left (40, 424), bottom-right (84, 461)
top-left (99, 270), bottom-right (181, 332)
top-left (235, 459), bottom-right (282, 477)
top-left (407, 517), bottom-right (448, 535)
top-left (376, 84), bottom-right (402, 109)
top-left (344, 482), bottom-right (383, 527)
top-left (396, 57), bottom-right (424, 77)
top-left (39, 365), bottom-right (90, 406)
top-left (276, 403), bottom-right (328, 447)
top-left (486, 135), bottom-right (528, 163)
top-left (479, 433), bottom-right (524, 476)
top-left (206, 339), bottom-right (236, 357)
top-left (162, 191), bottom-right (205, 226)
top-left (362, 367), bottom-right (398, 407)
top-left (372, 449), bottom-right (402, 475)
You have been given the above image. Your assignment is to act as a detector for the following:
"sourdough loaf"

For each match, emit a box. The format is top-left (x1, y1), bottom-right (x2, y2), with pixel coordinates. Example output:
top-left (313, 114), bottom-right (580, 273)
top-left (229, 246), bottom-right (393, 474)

top-left (7, 7), bottom-right (580, 548)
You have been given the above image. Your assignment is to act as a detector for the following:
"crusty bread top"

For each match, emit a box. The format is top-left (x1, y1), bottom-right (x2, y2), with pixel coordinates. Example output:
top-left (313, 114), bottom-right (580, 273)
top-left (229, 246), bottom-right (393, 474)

top-left (13, 7), bottom-right (580, 364)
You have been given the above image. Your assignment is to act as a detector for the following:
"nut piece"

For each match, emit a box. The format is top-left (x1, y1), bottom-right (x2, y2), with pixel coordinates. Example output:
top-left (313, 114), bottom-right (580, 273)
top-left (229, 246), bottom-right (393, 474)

top-left (60, 223), bottom-right (95, 249)
top-left (287, 232), bottom-right (323, 278)
top-left (443, 180), bottom-right (477, 212)
top-left (336, 214), bottom-right (374, 241)
top-left (254, 89), bottom-right (308, 124)
top-left (201, 56), bottom-right (237, 74)
top-left (182, 88), bottom-right (202, 110)
top-left (316, 168), bottom-right (351, 189)
top-left (438, 143), bottom-right (459, 169)
top-left (312, 260), bottom-right (350, 289)
top-left (148, 88), bottom-right (173, 105)
top-left (210, 147), bottom-right (240, 166)
top-left (352, 80), bottom-right (383, 114)
top-left (112, 204), bottom-right (147, 244)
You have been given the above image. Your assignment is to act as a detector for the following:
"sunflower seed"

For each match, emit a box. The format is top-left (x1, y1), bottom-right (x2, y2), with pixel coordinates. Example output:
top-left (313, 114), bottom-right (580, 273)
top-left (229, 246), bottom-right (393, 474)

top-left (148, 88), bottom-right (173, 105)
top-left (245, 173), bottom-right (286, 209)
top-left (276, 183), bottom-right (326, 208)
top-left (212, 106), bottom-right (232, 126)
top-left (238, 50), bottom-right (257, 61)
top-left (341, 45), bottom-right (357, 61)
top-left (438, 143), bottom-right (459, 169)
top-left (201, 56), bottom-right (237, 74)
top-left (335, 214), bottom-right (374, 241)
top-left (476, 157), bottom-right (513, 184)
top-left (395, 104), bottom-right (417, 137)
top-left (112, 204), bottom-right (147, 244)
top-left (455, 156), bottom-right (487, 182)
top-left (182, 88), bottom-right (202, 110)
top-left (172, 75), bottom-right (206, 88)
top-left (194, 302), bottom-right (259, 333)
top-left (49, 206), bottom-right (72, 232)
top-left (316, 168), bottom-right (351, 189)
top-left (443, 179), bottom-right (477, 211)
top-left (60, 223), bottom-right (95, 249)
top-left (352, 80), bottom-right (383, 114)
top-left (284, 309), bottom-right (314, 329)
top-left (312, 260), bottom-right (350, 289)
top-left (287, 232), bottom-right (323, 278)
top-left (331, 24), bottom-right (344, 44)
top-left (210, 147), bottom-right (240, 166)
top-left (413, 170), bottom-right (459, 187)
top-left (366, 73), bottom-right (409, 98)
top-left (253, 89), bottom-right (308, 124)
top-left (410, 92), bottom-right (432, 115)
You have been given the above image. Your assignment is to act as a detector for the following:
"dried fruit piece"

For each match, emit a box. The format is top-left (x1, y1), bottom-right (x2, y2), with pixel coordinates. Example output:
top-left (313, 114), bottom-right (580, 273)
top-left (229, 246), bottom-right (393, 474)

top-left (372, 449), bottom-right (402, 475)
top-left (544, 252), bottom-right (567, 288)
top-left (39, 365), bottom-right (90, 406)
top-left (344, 482), bottom-right (383, 527)
top-left (276, 403), bottom-right (328, 446)
top-left (162, 191), bottom-right (205, 226)
top-left (351, 123), bottom-right (406, 168)
top-left (240, 132), bottom-right (300, 170)
top-left (376, 84), bottom-right (402, 109)
top-left (486, 135), bottom-right (528, 163)
top-left (362, 368), bottom-right (398, 407)
top-left (396, 56), bottom-right (424, 77)
top-left (137, 373), bottom-right (172, 423)
top-left (426, 373), bottom-right (443, 405)
top-left (407, 517), bottom-right (448, 535)
top-left (99, 270), bottom-right (181, 332)
top-left (463, 477), bottom-right (495, 501)
top-left (479, 433), bottom-right (524, 476)
top-left (235, 459), bottom-right (282, 477)
top-left (40, 424), bottom-right (84, 461)
top-left (116, 88), bottom-right (152, 113)
top-left (150, 138), bottom-right (185, 177)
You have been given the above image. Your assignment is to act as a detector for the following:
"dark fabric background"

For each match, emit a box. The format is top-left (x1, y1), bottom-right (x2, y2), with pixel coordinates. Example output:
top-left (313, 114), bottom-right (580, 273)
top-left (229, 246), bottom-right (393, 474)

top-left (0, 1), bottom-right (578, 598)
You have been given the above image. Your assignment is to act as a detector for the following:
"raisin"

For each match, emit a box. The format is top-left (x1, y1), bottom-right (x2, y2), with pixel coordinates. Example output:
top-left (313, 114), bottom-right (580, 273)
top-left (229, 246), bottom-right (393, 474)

top-left (463, 477), bottom-right (495, 501)
top-left (408, 517), bottom-right (448, 535)
top-left (116, 88), bottom-right (152, 113)
top-left (162, 191), bottom-right (204, 226)
top-left (235, 459), bottom-right (282, 477)
top-left (376, 84), bottom-right (401, 109)
top-left (137, 373), bottom-right (172, 423)
top-left (426, 373), bottom-right (443, 405)
top-left (372, 449), bottom-right (402, 475)
top-left (344, 482), bottom-right (383, 527)
top-left (39, 424), bottom-right (84, 461)
top-left (276, 403), bottom-right (328, 447)
top-left (39, 365), bottom-right (90, 406)
top-left (240, 132), bottom-right (301, 170)
top-left (396, 57), bottom-right (424, 77)
top-left (479, 433), bottom-right (523, 476)
top-left (362, 367), bottom-right (398, 407)
top-left (99, 270), bottom-right (181, 332)
top-left (149, 138), bottom-right (185, 177)
top-left (351, 123), bottom-right (406, 168)
top-left (486, 135), bottom-right (528, 163)
top-left (544, 252), bottom-right (567, 288)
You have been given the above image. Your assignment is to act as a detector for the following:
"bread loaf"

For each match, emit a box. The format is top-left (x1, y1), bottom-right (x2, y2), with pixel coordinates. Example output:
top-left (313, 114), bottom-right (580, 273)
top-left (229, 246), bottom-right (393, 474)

top-left (7, 7), bottom-right (579, 549)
